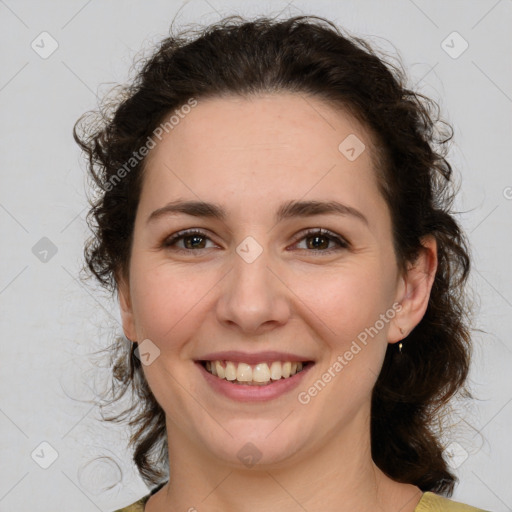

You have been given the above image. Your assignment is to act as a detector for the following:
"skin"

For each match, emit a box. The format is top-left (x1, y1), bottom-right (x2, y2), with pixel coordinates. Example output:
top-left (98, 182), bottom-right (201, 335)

top-left (118, 92), bottom-right (437, 512)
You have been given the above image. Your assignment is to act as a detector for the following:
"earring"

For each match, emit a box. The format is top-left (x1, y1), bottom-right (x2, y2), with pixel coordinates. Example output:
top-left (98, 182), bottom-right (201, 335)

top-left (398, 327), bottom-right (405, 354)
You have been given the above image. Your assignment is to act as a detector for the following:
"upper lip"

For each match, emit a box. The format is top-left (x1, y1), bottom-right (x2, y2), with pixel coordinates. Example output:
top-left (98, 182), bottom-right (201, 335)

top-left (196, 351), bottom-right (315, 365)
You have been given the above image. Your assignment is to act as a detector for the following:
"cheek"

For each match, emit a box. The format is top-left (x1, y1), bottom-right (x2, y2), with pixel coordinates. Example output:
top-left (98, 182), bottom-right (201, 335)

top-left (129, 262), bottom-right (208, 343)
top-left (292, 265), bottom-right (391, 344)
top-left (295, 269), bottom-right (392, 410)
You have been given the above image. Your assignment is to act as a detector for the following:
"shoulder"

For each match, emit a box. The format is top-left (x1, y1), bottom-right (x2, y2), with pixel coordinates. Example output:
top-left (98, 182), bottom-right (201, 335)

top-left (112, 481), bottom-right (167, 512)
top-left (112, 498), bottom-right (146, 512)
top-left (416, 491), bottom-right (492, 512)
top-left (112, 496), bottom-right (149, 512)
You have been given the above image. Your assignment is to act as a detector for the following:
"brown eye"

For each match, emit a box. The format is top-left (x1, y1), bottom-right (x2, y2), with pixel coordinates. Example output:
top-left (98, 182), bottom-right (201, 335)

top-left (162, 230), bottom-right (216, 251)
top-left (182, 234), bottom-right (207, 249)
top-left (293, 228), bottom-right (348, 254)
top-left (306, 234), bottom-right (330, 250)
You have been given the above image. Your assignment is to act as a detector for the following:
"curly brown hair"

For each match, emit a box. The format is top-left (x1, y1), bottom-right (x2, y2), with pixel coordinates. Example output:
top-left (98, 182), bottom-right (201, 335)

top-left (73, 14), bottom-right (475, 495)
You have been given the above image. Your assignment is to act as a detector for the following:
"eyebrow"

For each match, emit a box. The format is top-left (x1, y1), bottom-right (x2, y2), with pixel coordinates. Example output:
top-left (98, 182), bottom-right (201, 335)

top-left (146, 199), bottom-right (369, 226)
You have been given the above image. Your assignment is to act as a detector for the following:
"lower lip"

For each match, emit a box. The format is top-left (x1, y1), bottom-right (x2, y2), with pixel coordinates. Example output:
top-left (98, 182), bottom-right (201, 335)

top-left (196, 362), bottom-right (314, 402)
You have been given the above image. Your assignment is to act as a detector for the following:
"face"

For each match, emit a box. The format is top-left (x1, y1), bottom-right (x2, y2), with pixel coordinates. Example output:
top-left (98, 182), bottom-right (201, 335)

top-left (118, 92), bottom-right (432, 469)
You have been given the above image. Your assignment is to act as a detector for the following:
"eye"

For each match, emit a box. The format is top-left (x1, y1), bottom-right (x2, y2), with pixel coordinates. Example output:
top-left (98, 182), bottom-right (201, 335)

top-left (291, 228), bottom-right (349, 254)
top-left (161, 228), bottom-right (349, 254)
top-left (162, 229), bottom-right (217, 252)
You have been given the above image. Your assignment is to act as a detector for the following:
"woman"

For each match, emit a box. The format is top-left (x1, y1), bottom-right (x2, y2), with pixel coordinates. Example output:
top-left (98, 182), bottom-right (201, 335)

top-left (74, 14), bottom-right (490, 512)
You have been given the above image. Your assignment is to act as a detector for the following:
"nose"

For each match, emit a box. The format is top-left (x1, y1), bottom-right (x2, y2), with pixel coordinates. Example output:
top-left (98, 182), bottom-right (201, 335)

top-left (215, 243), bottom-right (291, 335)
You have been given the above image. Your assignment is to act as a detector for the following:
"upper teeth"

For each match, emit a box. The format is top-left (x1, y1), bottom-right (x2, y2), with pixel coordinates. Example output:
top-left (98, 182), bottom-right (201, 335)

top-left (205, 360), bottom-right (305, 384)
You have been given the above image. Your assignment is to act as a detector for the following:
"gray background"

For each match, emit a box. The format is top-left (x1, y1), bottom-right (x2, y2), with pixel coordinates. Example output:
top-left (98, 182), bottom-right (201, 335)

top-left (0, 0), bottom-right (511, 510)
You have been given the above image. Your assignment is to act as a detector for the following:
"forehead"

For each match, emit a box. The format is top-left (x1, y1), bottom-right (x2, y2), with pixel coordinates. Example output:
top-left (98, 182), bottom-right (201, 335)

top-left (146, 92), bottom-right (376, 167)
top-left (140, 93), bottom-right (387, 230)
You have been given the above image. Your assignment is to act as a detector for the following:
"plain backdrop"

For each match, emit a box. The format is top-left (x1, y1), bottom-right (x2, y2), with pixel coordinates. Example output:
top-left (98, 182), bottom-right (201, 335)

top-left (1, 0), bottom-right (511, 510)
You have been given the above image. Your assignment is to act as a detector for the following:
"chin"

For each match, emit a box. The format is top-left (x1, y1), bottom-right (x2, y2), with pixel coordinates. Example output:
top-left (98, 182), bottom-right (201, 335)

top-left (199, 424), bottom-right (309, 470)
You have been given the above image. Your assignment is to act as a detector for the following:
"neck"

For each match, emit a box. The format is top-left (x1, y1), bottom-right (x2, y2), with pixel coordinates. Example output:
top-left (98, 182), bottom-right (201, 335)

top-left (148, 409), bottom-right (422, 512)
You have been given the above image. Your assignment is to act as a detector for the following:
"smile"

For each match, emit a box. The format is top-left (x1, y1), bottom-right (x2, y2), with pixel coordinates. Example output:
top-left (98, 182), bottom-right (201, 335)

top-left (200, 360), bottom-right (310, 386)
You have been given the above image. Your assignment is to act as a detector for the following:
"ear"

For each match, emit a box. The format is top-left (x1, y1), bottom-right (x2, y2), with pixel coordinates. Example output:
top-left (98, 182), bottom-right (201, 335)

top-left (117, 274), bottom-right (137, 342)
top-left (388, 235), bottom-right (438, 344)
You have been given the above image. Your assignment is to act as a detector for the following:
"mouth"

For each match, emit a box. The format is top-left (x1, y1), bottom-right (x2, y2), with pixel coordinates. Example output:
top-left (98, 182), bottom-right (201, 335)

top-left (197, 359), bottom-right (315, 386)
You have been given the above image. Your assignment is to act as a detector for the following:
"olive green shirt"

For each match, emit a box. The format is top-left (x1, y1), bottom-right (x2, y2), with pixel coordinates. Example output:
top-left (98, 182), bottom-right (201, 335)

top-left (113, 490), bottom-right (491, 511)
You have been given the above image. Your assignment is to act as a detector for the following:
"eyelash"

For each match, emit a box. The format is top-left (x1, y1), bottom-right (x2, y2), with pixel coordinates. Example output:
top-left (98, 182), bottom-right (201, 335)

top-left (161, 228), bottom-right (349, 255)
